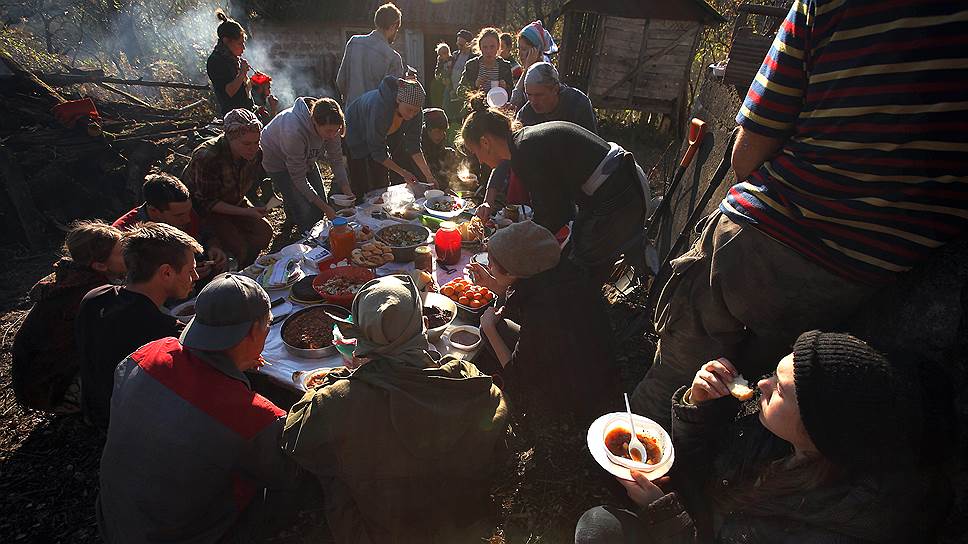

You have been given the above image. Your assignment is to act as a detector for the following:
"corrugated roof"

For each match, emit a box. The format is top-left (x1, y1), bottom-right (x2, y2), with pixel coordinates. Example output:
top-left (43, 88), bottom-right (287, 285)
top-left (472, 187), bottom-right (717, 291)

top-left (560, 0), bottom-right (725, 23)
top-left (243, 0), bottom-right (506, 28)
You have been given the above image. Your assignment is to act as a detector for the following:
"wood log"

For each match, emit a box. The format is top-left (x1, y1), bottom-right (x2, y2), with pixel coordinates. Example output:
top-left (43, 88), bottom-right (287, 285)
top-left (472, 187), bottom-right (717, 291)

top-left (38, 72), bottom-right (210, 91)
top-left (0, 146), bottom-right (47, 249)
top-left (0, 51), bottom-right (67, 105)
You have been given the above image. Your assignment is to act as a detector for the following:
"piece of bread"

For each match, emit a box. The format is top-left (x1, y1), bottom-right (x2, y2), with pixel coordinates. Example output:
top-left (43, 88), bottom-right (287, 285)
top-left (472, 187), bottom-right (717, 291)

top-left (729, 375), bottom-right (755, 401)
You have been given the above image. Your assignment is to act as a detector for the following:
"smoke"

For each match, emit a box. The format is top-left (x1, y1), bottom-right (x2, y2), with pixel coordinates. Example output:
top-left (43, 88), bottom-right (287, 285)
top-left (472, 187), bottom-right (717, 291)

top-left (243, 31), bottom-right (339, 111)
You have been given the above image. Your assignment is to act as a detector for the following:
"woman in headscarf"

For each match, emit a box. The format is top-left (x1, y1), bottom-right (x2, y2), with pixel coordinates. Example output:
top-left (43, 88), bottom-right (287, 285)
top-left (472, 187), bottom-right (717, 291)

top-left (463, 108), bottom-right (654, 282)
top-left (510, 21), bottom-right (559, 110)
top-left (344, 76), bottom-right (438, 197)
top-left (281, 275), bottom-right (509, 543)
top-left (182, 108), bottom-right (272, 267)
top-left (207, 10), bottom-right (253, 116)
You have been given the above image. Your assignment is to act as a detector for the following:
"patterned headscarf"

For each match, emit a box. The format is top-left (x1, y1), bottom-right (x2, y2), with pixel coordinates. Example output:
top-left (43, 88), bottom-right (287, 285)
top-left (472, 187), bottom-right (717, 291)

top-left (520, 21), bottom-right (559, 59)
top-left (345, 275), bottom-right (433, 365)
top-left (524, 62), bottom-right (560, 87)
top-left (223, 108), bottom-right (262, 137)
top-left (396, 78), bottom-right (426, 108)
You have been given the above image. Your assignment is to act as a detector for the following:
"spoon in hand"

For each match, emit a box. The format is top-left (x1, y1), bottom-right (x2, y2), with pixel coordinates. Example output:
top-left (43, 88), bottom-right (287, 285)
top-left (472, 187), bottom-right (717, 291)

top-left (623, 393), bottom-right (647, 464)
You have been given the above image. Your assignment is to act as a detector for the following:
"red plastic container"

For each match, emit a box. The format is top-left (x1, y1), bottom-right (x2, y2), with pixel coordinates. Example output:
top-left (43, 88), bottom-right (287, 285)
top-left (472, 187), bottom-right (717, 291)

top-left (312, 266), bottom-right (375, 308)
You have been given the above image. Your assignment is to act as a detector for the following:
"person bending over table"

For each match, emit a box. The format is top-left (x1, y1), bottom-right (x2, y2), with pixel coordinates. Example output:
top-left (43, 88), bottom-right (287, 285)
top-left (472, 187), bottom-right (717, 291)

top-left (463, 111), bottom-right (652, 282)
top-left (516, 62), bottom-right (597, 133)
top-left (262, 96), bottom-right (353, 232)
top-left (182, 108), bottom-right (273, 268)
top-left (98, 273), bottom-right (300, 543)
top-left (344, 76), bottom-right (437, 197)
top-left (282, 275), bottom-right (508, 543)
top-left (422, 108), bottom-right (460, 189)
top-left (76, 223), bottom-right (201, 430)
top-left (114, 173), bottom-right (227, 278)
top-left (12, 220), bottom-right (125, 413)
top-left (470, 221), bottom-right (619, 422)
top-left (575, 332), bottom-right (954, 544)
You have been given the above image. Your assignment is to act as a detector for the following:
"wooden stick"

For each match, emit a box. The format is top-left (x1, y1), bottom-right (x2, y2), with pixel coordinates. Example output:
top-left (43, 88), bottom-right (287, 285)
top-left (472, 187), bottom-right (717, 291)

top-left (39, 72), bottom-right (211, 91)
top-left (95, 81), bottom-right (154, 108)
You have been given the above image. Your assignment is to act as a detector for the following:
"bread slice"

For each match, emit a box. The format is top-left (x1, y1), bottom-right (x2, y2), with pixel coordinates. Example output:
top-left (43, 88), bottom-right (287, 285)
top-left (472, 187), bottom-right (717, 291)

top-left (729, 375), bottom-right (755, 401)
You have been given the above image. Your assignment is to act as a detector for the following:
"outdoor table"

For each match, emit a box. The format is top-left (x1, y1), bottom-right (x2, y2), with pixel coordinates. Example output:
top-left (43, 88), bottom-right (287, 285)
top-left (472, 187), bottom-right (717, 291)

top-left (256, 185), bottom-right (486, 392)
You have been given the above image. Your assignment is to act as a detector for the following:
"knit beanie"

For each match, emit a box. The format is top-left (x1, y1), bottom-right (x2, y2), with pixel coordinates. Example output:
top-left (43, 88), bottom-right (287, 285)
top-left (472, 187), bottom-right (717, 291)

top-left (487, 221), bottom-right (560, 278)
top-left (397, 78), bottom-right (426, 108)
top-left (423, 108), bottom-right (449, 130)
top-left (792, 331), bottom-right (913, 470)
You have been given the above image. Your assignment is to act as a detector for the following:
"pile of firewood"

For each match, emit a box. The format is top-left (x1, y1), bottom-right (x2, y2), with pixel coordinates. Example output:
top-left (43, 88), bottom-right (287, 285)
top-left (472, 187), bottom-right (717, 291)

top-left (0, 52), bottom-right (220, 249)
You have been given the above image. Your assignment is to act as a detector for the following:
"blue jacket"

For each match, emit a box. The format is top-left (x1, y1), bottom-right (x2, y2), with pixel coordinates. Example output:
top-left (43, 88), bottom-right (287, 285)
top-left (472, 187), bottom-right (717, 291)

top-left (345, 76), bottom-right (423, 163)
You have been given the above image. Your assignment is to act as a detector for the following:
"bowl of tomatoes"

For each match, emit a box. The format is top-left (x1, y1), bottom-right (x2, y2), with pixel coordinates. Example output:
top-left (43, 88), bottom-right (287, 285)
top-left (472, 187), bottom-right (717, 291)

top-left (439, 278), bottom-right (496, 320)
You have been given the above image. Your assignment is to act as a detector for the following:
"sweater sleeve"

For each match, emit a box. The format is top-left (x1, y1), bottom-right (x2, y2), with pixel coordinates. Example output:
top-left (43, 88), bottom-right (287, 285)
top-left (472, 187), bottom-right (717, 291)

top-left (239, 417), bottom-right (302, 491)
top-left (323, 136), bottom-right (350, 191)
top-left (400, 110), bottom-right (424, 157)
top-left (670, 387), bottom-right (740, 478)
top-left (366, 104), bottom-right (393, 163)
top-left (577, 94), bottom-right (598, 134)
top-left (280, 135), bottom-right (321, 203)
top-left (336, 41), bottom-right (350, 101)
top-left (510, 75), bottom-right (527, 109)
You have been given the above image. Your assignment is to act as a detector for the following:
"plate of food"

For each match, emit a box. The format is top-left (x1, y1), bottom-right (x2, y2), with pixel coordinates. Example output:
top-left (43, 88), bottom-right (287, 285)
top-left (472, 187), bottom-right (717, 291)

top-left (169, 299), bottom-right (197, 324)
top-left (586, 412), bottom-right (675, 481)
top-left (297, 367), bottom-right (344, 389)
top-left (280, 305), bottom-right (350, 358)
top-left (423, 194), bottom-right (467, 219)
top-left (494, 204), bottom-right (533, 228)
top-left (442, 325), bottom-right (482, 352)
top-left (312, 266), bottom-right (375, 307)
top-left (439, 278), bottom-right (496, 319)
top-left (457, 216), bottom-right (493, 247)
top-left (350, 240), bottom-right (394, 268)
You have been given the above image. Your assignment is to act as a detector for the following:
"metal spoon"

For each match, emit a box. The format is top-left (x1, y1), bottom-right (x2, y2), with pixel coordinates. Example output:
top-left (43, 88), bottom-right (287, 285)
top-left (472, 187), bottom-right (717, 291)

top-left (624, 393), bottom-right (648, 464)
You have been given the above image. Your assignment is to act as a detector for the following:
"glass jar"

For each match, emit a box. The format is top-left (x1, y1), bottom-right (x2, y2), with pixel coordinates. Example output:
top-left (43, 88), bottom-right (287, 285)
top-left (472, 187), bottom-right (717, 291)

top-left (328, 217), bottom-right (356, 262)
top-left (413, 245), bottom-right (433, 273)
top-left (434, 221), bottom-right (462, 266)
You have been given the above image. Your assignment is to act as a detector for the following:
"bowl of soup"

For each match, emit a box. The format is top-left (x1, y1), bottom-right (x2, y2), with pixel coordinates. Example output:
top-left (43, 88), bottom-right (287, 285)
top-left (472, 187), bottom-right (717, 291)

top-left (601, 414), bottom-right (672, 472)
top-left (443, 325), bottom-right (482, 351)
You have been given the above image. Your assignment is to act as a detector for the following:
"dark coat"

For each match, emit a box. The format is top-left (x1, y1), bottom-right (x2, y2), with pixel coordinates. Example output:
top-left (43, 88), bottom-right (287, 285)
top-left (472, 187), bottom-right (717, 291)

top-left (458, 56), bottom-right (514, 97)
top-left (639, 388), bottom-right (938, 544)
top-left (499, 259), bottom-right (619, 421)
top-left (12, 259), bottom-right (109, 409)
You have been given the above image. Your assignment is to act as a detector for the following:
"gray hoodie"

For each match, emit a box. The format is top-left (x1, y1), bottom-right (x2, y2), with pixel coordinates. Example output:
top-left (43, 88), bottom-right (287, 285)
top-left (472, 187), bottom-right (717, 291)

top-left (261, 97), bottom-right (349, 201)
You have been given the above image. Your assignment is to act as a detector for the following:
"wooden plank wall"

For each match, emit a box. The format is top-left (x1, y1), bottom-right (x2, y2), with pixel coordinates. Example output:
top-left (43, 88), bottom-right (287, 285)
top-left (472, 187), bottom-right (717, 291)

top-left (589, 17), bottom-right (700, 111)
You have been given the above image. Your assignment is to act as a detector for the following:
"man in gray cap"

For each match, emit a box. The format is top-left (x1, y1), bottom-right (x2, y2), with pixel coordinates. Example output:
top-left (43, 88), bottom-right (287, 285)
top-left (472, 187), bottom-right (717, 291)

top-left (515, 62), bottom-right (597, 133)
top-left (469, 221), bottom-right (618, 421)
top-left (98, 273), bottom-right (300, 544)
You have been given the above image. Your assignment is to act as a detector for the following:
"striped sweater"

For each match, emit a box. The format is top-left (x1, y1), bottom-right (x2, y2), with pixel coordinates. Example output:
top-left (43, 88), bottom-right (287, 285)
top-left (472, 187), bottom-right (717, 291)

top-left (722, 0), bottom-right (968, 285)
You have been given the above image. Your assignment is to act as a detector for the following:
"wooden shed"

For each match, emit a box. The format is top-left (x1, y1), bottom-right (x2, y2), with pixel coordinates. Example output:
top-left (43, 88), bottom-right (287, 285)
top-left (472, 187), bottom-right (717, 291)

top-left (239, 0), bottom-right (505, 104)
top-left (558, 0), bottom-right (724, 129)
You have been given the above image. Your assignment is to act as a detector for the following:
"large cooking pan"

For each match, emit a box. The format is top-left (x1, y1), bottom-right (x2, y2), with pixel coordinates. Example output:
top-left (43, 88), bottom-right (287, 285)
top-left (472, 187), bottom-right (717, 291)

top-left (280, 304), bottom-right (350, 359)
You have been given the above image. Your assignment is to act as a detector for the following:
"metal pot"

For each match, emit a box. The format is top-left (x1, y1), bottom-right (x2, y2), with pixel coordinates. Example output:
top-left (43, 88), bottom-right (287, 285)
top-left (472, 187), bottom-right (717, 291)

top-left (376, 223), bottom-right (432, 262)
top-left (280, 304), bottom-right (350, 359)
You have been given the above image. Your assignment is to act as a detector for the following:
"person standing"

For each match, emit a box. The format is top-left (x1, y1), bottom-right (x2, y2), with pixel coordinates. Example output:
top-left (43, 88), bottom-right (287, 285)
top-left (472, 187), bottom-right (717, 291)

top-left (448, 29), bottom-right (474, 117)
top-left (500, 32), bottom-right (522, 81)
top-left (630, 0), bottom-right (968, 430)
top-left (463, 111), bottom-right (652, 282)
top-left (336, 2), bottom-right (405, 106)
top-left (344, 76), bottom-right (436, 196)
top-left (98, 274), bottom-right (300, 543)
top-left (516, 62), bottom-right (597, 133)
top-left (458, 28), bottom-right (514, 105)
top-left (262, 97), bottom-right (354, 232)
top-left (430, 43), bottom-right (453, 109)
top-left (182, 109), bottom-right (273, 268)
top-left (206, 10), bottom-right (253, 116)
top-left (76, 223), bottom-right (202, 430)
top-left (12, 221), bottom-right (125, 413)
top-left (510, 21), bottom-right (558, 110)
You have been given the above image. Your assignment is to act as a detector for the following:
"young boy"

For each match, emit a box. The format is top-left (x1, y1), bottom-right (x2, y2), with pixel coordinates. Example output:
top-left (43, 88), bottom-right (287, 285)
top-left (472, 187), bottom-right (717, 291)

top-left (12, 220), bottom-right (126, 412)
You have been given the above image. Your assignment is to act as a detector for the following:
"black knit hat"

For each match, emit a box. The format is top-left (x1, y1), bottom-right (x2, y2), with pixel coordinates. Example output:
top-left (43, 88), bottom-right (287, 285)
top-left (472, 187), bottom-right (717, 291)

top-left (792, 331), bottom-right (913, 470)
top-left (423, 108), bottom-right (449, 130)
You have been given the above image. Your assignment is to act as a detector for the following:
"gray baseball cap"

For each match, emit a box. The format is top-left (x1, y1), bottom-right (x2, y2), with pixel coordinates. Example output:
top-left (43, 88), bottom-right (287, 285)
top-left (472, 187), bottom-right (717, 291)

top-left (180, 273), bottom-right (271, 351)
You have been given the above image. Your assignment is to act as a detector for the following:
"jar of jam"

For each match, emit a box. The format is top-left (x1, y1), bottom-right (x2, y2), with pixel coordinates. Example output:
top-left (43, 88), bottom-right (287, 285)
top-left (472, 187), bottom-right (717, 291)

top-left (328, 217), bottom-right (356, 262)
top-left (413, 245), bottom-right (433, 272)
top-left (434, 221), bottom-right (462, 266)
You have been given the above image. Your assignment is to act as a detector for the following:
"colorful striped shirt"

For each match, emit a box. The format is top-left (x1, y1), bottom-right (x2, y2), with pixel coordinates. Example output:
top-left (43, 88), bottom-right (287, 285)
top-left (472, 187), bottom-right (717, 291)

top-left (722, 0), bottom-right (968, 285)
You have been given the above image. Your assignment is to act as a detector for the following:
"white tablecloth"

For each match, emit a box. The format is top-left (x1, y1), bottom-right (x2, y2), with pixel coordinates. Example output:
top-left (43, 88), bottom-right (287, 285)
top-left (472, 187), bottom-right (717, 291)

top-left (257, 193), bottom-right (485, 392)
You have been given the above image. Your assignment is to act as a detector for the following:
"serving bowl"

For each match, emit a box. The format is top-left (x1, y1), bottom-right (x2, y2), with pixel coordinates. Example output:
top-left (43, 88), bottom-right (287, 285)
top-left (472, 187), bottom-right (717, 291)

top-left (312, 266), bottom-right (375, 307)
top-left (169, 299), bottom-right (197, 324)
top-left (423, 194), bottom-right (467, 219)
top-left (375, 224), bottom-right (432, 262)
top-left (443, 325), bottom-right (482, 352)
top-left (421, 292), bottom-right (458, 342)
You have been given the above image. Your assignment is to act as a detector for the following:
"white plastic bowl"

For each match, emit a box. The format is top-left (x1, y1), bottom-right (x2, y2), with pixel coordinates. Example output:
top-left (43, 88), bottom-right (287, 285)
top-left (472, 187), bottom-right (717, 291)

top-left (443, 325), bottom-right (482, 351)
top-left (423, 189), bottom-right (445, 200)
top-left (486, 87), bottom-right (509, 107)
top-left (169, 299), bottom-right (197, 324)
top-left (587, 412), bottom-right (675, 481)
top-left (421, 292), bottom-right (458, 342)
top-left (331, 194), bottom-right (356, 208)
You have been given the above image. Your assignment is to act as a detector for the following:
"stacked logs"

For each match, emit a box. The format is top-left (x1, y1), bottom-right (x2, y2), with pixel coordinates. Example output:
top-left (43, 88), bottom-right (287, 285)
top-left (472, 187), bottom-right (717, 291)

top-left (0, 52), bottom-right (219, 249)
